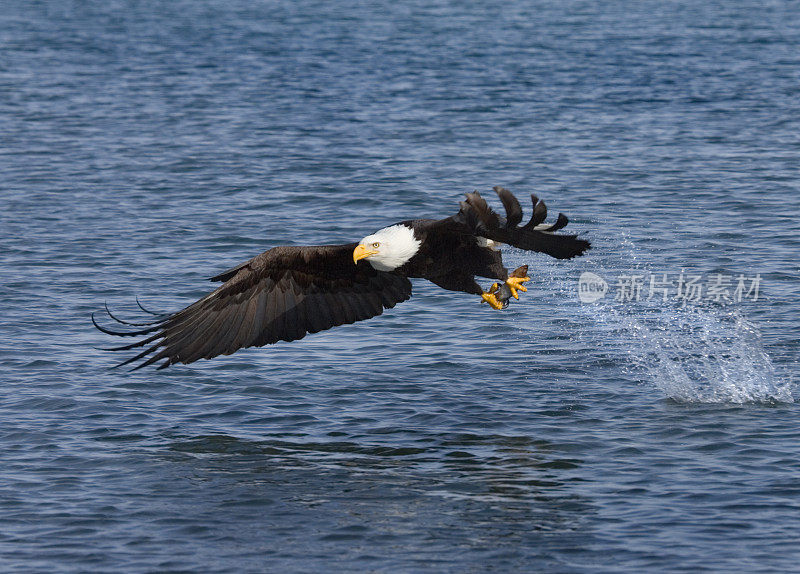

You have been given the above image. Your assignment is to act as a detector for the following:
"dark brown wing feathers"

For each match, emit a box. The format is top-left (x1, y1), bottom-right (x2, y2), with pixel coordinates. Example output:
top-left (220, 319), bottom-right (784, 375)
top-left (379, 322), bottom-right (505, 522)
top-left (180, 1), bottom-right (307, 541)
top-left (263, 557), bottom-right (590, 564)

top-left (96, 244), bottom-right (412, 369)
top-left (454, 187), bottom-right (591, 259)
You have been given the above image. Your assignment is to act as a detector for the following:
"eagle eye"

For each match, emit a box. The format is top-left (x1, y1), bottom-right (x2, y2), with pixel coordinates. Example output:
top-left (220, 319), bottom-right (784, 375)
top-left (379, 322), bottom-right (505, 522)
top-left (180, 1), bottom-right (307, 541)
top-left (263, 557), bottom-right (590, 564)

top-left (372, 242), bottom-right (380, 249)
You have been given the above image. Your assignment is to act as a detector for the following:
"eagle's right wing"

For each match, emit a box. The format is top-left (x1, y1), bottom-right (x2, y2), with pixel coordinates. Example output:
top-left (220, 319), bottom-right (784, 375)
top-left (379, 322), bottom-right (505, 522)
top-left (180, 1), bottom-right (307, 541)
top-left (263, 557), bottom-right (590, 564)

top-left (93, 244), bottom-right (412, 369)
top-left (450, 187), bottom-right (591, 260)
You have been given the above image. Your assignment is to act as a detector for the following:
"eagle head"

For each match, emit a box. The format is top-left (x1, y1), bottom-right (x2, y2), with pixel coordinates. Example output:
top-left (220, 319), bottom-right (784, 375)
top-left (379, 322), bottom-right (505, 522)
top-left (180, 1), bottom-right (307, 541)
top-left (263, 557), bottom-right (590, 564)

top-left (353, 224), bottom-right (421, 271)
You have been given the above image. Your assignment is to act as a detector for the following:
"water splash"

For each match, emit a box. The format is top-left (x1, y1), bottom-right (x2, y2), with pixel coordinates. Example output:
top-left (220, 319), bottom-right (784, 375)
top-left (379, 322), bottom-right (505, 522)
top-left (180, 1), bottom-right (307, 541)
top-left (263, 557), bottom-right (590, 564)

top-left (622, 307), bottom-right (793, 404)
top-left (554, 225), bottom-right (794, 404)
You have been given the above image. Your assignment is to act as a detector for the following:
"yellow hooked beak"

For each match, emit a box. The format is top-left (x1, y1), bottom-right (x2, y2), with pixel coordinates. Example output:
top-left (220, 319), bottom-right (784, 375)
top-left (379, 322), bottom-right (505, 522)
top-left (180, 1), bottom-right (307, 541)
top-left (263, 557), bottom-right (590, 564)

top-left (353, 244), bottom-right (379, 264)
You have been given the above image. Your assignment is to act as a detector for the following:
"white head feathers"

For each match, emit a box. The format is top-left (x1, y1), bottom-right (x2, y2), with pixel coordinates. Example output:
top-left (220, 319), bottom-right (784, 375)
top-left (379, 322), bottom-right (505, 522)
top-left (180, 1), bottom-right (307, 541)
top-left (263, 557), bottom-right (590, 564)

top-left (358, 224), bottom-right (421, 271)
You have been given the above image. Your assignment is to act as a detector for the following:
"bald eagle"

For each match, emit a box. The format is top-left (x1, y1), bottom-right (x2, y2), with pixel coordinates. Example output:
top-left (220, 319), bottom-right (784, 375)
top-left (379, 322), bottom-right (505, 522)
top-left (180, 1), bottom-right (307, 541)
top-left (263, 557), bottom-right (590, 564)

top-left (94, 187), bottom-right (590, 369)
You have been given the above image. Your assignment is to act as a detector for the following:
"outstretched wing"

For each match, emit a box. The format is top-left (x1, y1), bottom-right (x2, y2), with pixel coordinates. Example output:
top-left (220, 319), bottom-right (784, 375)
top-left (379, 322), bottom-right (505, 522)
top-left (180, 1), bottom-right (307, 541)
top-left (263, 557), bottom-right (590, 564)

top-left (94, 244), bottom-right (412, 369)
top-left (449, 187), bottom-right (590, 259)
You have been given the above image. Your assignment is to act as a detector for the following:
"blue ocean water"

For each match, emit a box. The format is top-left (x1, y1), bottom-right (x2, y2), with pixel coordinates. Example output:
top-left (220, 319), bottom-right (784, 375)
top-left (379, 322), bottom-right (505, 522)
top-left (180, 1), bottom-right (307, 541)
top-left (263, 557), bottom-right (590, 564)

top-left (2, 1), bottom-right (800, 571)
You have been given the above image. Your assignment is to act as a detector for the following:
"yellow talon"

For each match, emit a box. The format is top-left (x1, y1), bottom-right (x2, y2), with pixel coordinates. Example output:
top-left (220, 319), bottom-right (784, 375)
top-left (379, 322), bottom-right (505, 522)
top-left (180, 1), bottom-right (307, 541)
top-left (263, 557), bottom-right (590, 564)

top-left (506, 276), bottom-right (530, 300)
top-left (480, 283), bottom-right (504, 310)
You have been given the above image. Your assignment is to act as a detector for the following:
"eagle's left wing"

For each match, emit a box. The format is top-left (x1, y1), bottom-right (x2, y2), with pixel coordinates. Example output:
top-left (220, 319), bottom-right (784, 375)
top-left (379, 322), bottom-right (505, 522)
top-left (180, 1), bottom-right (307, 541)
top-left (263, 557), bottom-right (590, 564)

top-left (93, 244), bottom-right (412, 369)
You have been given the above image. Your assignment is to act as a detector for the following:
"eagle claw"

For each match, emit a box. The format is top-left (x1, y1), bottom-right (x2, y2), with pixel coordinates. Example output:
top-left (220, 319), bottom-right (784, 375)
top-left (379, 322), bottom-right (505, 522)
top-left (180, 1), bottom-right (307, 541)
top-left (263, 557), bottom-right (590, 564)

top-left (481, 283), bottom-right (506, 310)
top-left (506, 276), bottom-right (531, 300)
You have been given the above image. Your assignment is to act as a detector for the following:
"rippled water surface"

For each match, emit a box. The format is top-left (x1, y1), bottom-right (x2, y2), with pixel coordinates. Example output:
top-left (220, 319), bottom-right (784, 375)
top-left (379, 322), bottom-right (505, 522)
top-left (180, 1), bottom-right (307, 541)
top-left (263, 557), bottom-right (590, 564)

top-left (3, 1), bottom-right (800, 572)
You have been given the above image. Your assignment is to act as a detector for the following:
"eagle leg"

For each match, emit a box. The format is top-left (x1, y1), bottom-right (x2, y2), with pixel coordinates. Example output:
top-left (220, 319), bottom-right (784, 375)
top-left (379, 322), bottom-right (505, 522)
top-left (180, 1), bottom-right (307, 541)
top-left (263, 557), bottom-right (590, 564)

top-left (483, 265), bottom-right (530, 308)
